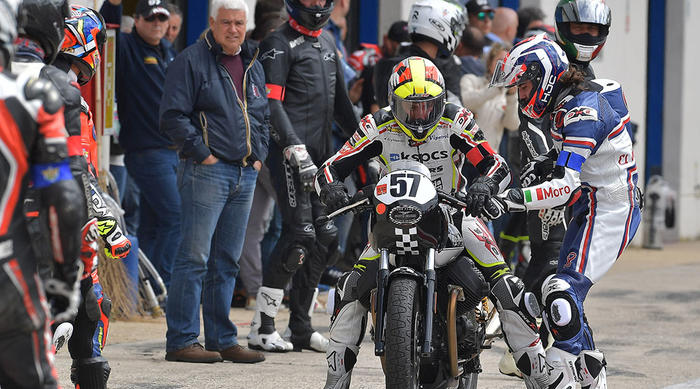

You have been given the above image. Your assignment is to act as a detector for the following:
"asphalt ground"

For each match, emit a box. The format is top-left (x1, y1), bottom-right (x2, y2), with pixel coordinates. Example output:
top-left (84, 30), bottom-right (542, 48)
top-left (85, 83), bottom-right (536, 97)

top-left (54, 241), bottom-right (700, 388)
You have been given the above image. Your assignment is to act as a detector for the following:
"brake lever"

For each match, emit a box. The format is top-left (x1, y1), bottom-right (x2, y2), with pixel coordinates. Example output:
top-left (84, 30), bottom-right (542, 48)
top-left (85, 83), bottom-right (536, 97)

top-left (437, 190), bottom-right (469, 213)
top-left (315, 197), bottom-right (371, 225)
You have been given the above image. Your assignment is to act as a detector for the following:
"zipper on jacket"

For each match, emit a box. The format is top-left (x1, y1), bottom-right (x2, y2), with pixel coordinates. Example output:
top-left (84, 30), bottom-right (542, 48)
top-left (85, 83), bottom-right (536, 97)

top-left (199, 112), bottom-right (209, 147)
top-left (318, 40), bottom-right (330, 159)
top-left (219, 48), bottom-right (259, 167)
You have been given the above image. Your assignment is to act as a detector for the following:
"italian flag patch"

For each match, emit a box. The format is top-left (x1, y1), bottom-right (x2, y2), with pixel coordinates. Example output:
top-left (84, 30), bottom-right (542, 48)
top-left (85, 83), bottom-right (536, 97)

top-left (524, 189), bottom-right (542, 203)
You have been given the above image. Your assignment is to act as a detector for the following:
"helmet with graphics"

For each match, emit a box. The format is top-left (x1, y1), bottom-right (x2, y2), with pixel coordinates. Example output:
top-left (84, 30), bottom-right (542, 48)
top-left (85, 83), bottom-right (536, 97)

top-left (389, 56), bottom-right (446, 142)
top-left (408, 0), bottom-right (466, 54)
top-left (58, 5), bottom-right (106, 85)
top-left (490, 34), bottom-right (569, 119)
top-left (555, 0), bottom-right (611, 64)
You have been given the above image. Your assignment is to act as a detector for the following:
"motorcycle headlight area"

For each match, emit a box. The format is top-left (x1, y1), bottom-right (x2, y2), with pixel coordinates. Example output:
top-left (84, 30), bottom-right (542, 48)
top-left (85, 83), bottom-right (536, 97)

top-left (389, 205), bottom-right (423, 225)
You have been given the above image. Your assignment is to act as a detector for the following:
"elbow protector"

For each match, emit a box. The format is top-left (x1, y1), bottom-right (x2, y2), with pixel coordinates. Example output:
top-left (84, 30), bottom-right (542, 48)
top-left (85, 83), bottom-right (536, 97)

top-left (43, 178), bottom-right (86, 270)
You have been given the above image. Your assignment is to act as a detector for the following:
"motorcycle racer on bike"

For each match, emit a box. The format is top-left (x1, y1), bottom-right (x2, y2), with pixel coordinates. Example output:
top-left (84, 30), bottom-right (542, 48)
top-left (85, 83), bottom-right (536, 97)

top-left (315, 56), bottom-right (549, 389)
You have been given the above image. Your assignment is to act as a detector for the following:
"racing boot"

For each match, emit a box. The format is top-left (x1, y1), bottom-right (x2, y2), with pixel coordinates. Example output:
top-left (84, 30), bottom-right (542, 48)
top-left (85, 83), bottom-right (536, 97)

top-left (70, 357), bottom-right (111, 389)
top-left (324, 300), bottom-right (366, 389)
top-left (498, 348), bottom-right (522, 378)
top-left (247, 286), bottom-right (293, 352)
top-left (545, 347), bottom-right (578, 389)
top-left (577, 349), bottom-right (607, 389)
top-left (286, 287), bottom-right (328, 352)
top-left (491, 275), bottom-right (549, 388)
top-left (52, 322), bottom-right (74, 353)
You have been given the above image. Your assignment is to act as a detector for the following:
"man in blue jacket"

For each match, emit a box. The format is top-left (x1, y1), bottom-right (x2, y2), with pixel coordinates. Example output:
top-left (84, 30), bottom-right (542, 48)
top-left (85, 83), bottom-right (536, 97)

top-left (160, 0), bottom-right (269, 364)
top-left (100, 0), bottom-right (180, 288)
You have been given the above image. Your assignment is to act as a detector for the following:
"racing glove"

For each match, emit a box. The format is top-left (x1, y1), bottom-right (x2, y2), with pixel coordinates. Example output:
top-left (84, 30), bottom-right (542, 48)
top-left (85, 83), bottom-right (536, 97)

top-left (464, 176), bottom-right (498, 217)
top-left (319, 181), bottom-right (350, 213)
top-left (97, 217), bottom-right (131, 259)
top-left (520, 149), bottom-right (558, 187)
top-left (284, 144), bottom-right (317, 192)
top-left (482, 188), bottom-right (527, 220)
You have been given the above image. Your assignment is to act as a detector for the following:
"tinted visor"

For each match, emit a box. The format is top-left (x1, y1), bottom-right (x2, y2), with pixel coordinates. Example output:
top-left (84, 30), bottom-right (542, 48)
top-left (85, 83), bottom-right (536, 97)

top-left (490, 59), bottom-right (541, 88)
top-left (557, 1), bottom-right (610, 25)
top-left (391, 93), bottom-right (445, 139)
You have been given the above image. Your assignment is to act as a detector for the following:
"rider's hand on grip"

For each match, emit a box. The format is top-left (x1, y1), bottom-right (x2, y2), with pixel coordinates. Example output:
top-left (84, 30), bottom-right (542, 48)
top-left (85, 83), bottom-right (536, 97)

top-left (284, 144), bottom-right (317, 192)
top-left (464, 176), bottom-right (497, 217)
top-left (481, 196), bottom-right (508, 220)
top-left (320, 181), bottom-right (350, 213)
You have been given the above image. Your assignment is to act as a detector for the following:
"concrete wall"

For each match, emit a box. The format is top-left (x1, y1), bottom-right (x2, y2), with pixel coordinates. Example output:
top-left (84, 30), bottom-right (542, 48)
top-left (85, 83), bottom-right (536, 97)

top-left (676, 0), bottom-right (700, 238)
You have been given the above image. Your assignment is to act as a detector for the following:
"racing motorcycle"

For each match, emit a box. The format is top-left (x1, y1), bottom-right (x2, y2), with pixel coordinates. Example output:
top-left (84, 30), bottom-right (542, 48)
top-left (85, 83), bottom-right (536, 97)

top-left (321, 160), bottom-right (499, 389)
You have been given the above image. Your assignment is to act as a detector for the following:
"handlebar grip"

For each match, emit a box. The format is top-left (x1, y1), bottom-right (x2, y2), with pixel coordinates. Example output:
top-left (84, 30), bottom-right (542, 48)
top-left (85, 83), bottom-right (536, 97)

top-left (437, 190), bottom-right (468, 212)
top-left (315, 215), bottom-right (330, 225)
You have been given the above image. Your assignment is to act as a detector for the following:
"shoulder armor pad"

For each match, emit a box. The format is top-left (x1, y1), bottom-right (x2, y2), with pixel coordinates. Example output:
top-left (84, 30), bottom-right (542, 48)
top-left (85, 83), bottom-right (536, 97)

top-left (371, 108), bottom-right (394, 128)
top-left (24, 77), bottom-right (63, 115)
top-left (590, 78), bottom-right (622, 94)
top-left (443, 103), bottom-right (478, 136)
top-left (39, 66), bottom-right (81, 108)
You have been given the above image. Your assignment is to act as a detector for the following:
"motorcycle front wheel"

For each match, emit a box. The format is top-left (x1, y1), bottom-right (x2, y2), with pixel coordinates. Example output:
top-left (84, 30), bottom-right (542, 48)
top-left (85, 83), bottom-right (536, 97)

top-left (384, 276), bottom-right (422, 389)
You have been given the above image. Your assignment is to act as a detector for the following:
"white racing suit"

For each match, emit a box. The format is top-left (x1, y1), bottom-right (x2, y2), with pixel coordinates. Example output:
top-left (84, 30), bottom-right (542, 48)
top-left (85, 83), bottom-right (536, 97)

top-left (498, 80), bottom-right (642, 388)
top-left (315, 104), bottom-right (550, 388)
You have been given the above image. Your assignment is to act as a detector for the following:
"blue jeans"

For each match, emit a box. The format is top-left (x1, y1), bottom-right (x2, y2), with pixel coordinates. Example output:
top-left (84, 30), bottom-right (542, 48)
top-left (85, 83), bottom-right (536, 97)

top-left (110, 164), bottom-right (141, 235)
top-left (166, 159), bottom-right (258, 352)
top-left (124, 148), bottom-right (180, 287)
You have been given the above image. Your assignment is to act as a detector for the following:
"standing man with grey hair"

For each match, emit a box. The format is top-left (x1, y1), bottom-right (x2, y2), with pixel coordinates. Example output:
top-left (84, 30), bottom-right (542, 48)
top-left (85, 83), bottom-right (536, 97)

top-left (160, 0), bottom-right (269, 364)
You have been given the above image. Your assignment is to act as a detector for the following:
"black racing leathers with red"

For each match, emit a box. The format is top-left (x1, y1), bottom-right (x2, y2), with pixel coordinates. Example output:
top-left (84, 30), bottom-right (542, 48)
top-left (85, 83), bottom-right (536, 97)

top-left (15, 54), bottom-right (121, 388)
top-left (258, 21), bottom-right (358, 342)
top-left (0, 68), bottom-right (84, 389)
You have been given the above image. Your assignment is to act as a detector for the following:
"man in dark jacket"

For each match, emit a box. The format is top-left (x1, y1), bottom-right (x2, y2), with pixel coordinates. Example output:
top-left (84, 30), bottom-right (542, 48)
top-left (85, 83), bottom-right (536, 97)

top-left (100, 0), bottom-right (180, 288)
top-left (160, 0), bottom-right (268, 365)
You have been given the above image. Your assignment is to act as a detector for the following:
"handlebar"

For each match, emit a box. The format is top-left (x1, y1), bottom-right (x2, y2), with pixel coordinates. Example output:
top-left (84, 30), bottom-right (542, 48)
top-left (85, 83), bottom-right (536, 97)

top-left (437, 190), bottom-right (468, 212)
top-left (316, 188), bottom-right (469, 225)
top-left (315, 188), bottom-right (373, 225)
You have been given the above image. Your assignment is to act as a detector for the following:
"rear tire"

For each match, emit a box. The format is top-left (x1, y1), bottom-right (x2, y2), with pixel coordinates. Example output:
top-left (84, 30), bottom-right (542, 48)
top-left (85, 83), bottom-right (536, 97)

top-left (384, 277), bottom-right (421, 389)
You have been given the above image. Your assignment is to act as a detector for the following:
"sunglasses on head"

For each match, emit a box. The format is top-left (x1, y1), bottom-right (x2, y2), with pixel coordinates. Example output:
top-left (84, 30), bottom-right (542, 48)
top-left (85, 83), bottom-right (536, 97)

top-left (145, 13), bottom-right (168, 22)
top-left (477, 11), bottom-right (495, 21)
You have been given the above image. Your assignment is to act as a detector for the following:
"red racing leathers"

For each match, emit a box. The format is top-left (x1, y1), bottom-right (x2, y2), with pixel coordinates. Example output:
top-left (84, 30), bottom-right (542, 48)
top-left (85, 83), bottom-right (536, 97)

top-left (0, 67), bottom-right (84, 389)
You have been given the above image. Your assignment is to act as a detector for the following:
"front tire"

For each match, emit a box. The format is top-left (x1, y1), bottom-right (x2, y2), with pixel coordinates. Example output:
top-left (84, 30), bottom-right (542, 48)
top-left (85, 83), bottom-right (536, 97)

top-left (384, 277), bottom-right (421, 389)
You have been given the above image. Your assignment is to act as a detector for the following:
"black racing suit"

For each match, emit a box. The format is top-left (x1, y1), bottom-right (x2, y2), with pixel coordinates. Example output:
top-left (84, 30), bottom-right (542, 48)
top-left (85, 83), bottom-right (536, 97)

top-left (259, 22), bottom-right (358, 341)
top-left (0, 68), bottom-right (84, 389)
top-left (373, 44), bottom-right (463, 108)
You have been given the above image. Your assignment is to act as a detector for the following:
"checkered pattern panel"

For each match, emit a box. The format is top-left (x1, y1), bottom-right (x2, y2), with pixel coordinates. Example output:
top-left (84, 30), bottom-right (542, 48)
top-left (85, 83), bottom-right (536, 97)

top-left (395, 227), bottom-right (419, 255)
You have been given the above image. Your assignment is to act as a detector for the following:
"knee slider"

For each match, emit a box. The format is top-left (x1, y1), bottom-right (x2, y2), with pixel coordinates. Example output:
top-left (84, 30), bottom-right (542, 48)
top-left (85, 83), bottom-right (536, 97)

top-left (542, 277), bottom-right (581, 341)
top-left (315, 219), bottom-right (338, 248)
top-left (283, 245), bottom-right (308, 273)
top-left (491, 275), bottom-right (541, 319)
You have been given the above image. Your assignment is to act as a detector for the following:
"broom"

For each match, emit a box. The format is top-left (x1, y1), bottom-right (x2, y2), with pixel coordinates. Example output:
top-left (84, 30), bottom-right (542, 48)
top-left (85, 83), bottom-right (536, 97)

top-left (97, 246), bottom-right (144, 320)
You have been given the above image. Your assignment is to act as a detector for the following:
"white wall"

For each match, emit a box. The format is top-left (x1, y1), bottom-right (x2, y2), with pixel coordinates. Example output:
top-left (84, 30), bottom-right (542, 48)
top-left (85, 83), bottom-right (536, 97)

top-left (678, 0), bottom-right (700, 238)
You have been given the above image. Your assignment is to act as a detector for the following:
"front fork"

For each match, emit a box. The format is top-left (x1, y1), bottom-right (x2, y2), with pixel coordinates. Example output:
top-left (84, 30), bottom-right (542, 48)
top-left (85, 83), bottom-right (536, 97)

top-left (374, 248), bottom-right (389, 356)
top-left (373, 248), bottom-right (437, 357)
